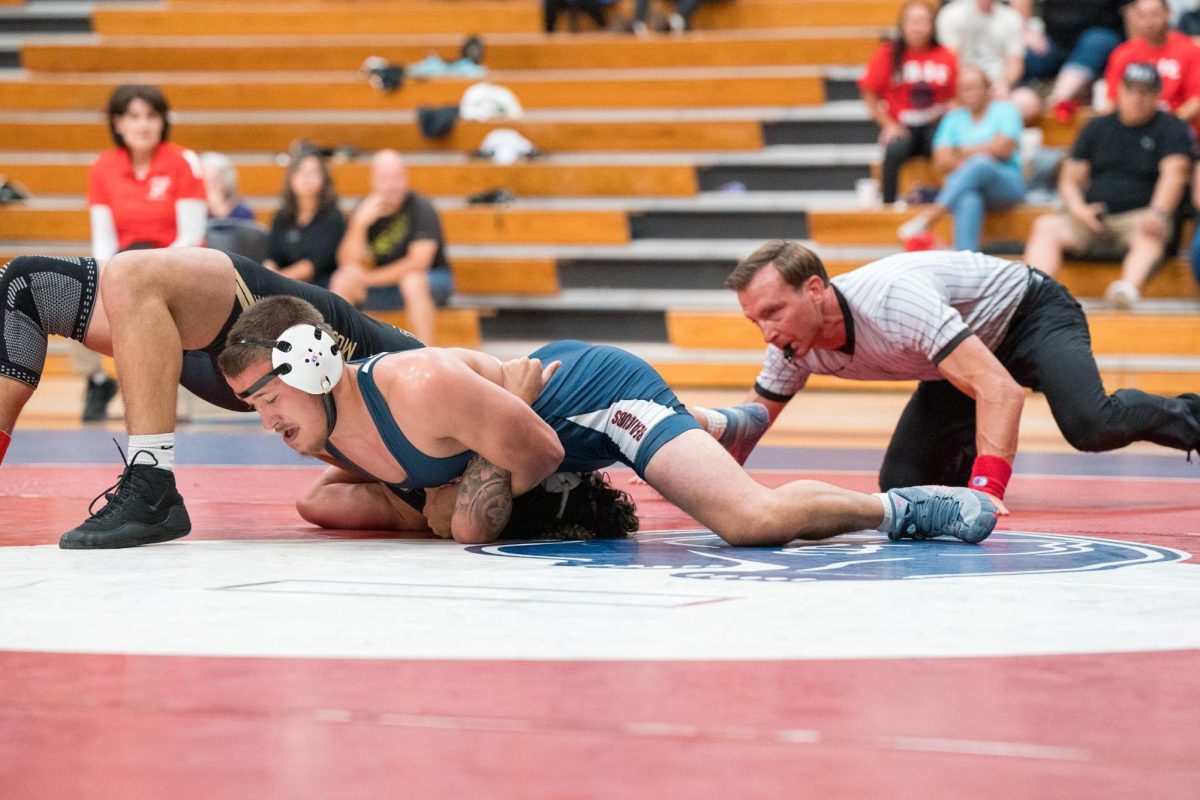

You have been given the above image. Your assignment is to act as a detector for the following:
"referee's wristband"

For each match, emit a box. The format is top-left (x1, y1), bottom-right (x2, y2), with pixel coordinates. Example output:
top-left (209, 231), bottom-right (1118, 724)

top-left (969, 454), bottom-right (1012, 500)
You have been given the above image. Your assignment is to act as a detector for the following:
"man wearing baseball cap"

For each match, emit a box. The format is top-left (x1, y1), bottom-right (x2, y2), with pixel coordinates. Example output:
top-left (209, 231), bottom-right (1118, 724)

top-left (1025, 59), bottom-right (1193, 308)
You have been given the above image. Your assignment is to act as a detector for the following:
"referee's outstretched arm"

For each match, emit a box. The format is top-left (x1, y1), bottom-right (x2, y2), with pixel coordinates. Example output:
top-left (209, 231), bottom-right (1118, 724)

top-left (934, 336), bottom-right (1025, 515)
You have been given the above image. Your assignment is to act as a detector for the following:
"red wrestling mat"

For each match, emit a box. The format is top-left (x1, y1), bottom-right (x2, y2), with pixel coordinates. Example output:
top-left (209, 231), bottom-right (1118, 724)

top-left (1, 465), bottom-right (1198, 549)
top-left (1, 651), bottom-right (1198, 800)
top-left (2, 466), bottom-right (1198, 799)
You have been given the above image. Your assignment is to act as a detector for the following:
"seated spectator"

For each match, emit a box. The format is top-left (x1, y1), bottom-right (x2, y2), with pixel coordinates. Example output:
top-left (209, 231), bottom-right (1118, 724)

top-left (332, 149), bottom-right (452, 344)
top-left (1100, 0), bottom-right (1200, 134)
top-left (85, 83), bottom-right (206, 421)
top-left (1191, 162), bottom-right (1200, 287)
top-left (263, 147), bottom-right (346, 288)
top-left (859, 1), bottom-right (959, 204)
top-left (937, 0), bottom-right (1028, 105)
top-left (543, 0), bottom-right (611, 32)
top-left (1010, 0), bottom-right (1131, 122)
top-left (896, 67), bottom-right (1027, 251)
top-left (1024, 62), bottom-right (1191, 308)
top-left (200, 151), bottom-right (255, 225)
top-left (632, 0), bottom-right (698, 34)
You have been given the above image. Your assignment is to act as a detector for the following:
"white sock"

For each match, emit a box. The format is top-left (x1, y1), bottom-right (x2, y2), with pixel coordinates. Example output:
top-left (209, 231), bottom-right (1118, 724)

top-left (128, 433), bottom-right (175, 471)
top-left (873, 491), bottom-right (899, 533)
top-left (694, 406), bottom-right (728, 440)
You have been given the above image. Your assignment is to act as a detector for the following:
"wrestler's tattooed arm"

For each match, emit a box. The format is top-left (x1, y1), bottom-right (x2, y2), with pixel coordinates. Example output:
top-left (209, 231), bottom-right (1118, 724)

top-left (449, 455), bottom-right (513, 544)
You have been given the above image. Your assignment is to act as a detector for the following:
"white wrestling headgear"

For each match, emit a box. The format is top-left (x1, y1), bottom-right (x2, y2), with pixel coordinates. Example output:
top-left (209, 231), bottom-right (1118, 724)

top-left (235, 324), bottom-right (343, 399)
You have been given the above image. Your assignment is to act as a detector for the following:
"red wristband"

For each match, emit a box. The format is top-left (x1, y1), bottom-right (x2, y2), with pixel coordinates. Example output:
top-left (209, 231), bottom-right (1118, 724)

top-left (970, 454), bottom-right (1011, 499)
top-left (0, 429), bottom-right (10, 465)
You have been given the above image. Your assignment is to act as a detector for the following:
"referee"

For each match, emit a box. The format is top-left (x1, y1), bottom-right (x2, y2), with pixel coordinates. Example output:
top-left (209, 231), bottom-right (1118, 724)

top-left (696, 240), bottom-right (1200, 513)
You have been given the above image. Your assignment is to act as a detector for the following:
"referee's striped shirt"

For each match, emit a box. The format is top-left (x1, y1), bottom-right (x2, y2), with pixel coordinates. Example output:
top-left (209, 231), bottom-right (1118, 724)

top-left (754, 250), bottom-right (1032, 402)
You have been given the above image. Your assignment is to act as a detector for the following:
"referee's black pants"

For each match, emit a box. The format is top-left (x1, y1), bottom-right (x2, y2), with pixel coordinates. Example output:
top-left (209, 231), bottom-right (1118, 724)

top-left (879, 272), bottom-right (1200, 490)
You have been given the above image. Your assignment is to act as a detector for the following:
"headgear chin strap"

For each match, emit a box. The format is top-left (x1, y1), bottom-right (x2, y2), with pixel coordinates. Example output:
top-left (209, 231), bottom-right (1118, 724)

top-left (236, 324), bottom-right (343, 441)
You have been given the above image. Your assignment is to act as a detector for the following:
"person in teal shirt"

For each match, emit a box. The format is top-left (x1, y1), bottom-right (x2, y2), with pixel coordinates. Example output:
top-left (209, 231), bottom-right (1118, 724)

top-left (898, 65), bottom-right (1027, 250)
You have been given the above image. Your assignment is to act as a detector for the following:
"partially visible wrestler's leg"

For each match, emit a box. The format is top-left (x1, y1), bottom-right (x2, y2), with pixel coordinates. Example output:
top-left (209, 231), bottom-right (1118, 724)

top-left (60, 248), bottom-right (238, 549)
top-left (103, 247), bottom-right (235, 435)
top-left (0, 254), bottom-right (111, 463)
top-left (297, 466), bottom-right (431, 533)
top-left (644, 429), bottom-right (996, 546)
top-left (644, 429), bottom-right (887, 546)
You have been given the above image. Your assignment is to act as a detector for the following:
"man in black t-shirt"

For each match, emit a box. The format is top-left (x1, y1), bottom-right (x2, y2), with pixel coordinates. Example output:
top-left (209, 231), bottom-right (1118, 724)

top-left (332, 149), bottom-right (453, 344)
top-left (1025, 61), bottom-right (1192, 308)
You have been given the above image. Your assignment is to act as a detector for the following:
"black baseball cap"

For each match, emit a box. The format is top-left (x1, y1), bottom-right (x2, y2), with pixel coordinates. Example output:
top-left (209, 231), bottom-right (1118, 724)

top-left (1122, 62), bottom-right (1163, 91)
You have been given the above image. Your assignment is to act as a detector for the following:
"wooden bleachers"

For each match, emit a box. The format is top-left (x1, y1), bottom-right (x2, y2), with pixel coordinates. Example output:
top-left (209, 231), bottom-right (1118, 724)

top-left (666, 308), bottom-right (1200, 356)
top-left (20, 32), bottom-right (884, 73)
top-left (0, 246), bottom-right (559, 298)
top-left (366, 307), bottom-right (483, 347)
top-left (660, 307), bottom-right (1200, 393)
top-left (1, 118), bottom-right (766, 154)
top-left (91, 1), bottom-right (904, 37)
top-left (0, 73), bottom-right (826, 112)
top-left (822, 258), bottom-right (1200, 300)
top-left (0, 205), bottom-right (631, 245)
top-left (0, 160), bottom-right (700, 198)
top-left (453, 258), bottom-right (560, 296)
top-left (809, 207), bottom-right (1045, 245)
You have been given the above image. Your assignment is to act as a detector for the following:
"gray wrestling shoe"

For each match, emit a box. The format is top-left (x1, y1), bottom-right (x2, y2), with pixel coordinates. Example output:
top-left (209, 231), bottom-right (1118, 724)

top-left (60, 450), bottom-right (191, 549)
top-left (885, 486), bottom-right (997, 544)
top-left (710, 403), bottom-right (771, 464)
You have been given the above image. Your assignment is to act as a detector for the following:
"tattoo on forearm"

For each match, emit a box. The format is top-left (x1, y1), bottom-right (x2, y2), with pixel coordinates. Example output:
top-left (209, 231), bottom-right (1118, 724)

top-left (454, 456), bottom-right (513, 535)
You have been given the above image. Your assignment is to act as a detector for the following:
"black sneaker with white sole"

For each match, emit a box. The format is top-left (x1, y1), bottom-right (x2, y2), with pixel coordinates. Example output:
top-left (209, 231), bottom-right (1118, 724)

top-left (59, 451), bottom-right (191, 549)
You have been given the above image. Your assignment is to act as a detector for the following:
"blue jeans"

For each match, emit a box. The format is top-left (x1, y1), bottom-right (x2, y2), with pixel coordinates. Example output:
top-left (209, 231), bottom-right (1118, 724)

top-left (362, 268), bottom-right (454, 311)
top-left (936, 154), bottom-right (1026, 251)
top-left (1023, 27), bottom-right (1123, 82)
top-left (1189, 222), bottom-right (1200, 286)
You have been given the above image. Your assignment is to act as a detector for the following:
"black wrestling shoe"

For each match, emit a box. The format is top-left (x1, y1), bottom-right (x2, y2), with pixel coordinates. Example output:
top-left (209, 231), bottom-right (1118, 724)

top-left (1181, 393), bottom-right (1200, 462)
top-left (82, 376), bottom-right (118, 422)
top-left (1179, 392), bottom-right (1200, 418)
top-left (59, 451), bottom-right (191, 549)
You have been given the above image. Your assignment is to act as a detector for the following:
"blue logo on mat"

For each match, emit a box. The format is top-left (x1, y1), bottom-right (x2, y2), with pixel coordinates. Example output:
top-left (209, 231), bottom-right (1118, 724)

top-left (473, 530), bottom-right (1188, 582)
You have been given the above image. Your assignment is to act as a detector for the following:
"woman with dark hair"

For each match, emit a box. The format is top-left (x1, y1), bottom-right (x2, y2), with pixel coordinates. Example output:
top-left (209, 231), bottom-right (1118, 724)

top-left (262, 148), bottom-right (346, 288)
top-left (859, 1), bottom-right (959, 204)
top-left (82, 84), bottom-right (206, 421)
top-left (88, 85), bottom-right (207, 258)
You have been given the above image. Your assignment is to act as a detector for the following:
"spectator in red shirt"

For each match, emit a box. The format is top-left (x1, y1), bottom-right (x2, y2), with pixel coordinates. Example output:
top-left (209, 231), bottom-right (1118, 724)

top-left (859, 1), bottom-right (959, 204)
top-left (82, 85), bottom-right (206, 421)
top-left (1101, 0), bottom-right (1200, 131)
top-left (88, 85), bottom-right (207, 256)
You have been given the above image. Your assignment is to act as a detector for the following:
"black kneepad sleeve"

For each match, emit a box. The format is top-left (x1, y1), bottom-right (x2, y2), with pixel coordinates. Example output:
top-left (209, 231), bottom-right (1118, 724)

top-left (0, 255), bottom-right (99, 387)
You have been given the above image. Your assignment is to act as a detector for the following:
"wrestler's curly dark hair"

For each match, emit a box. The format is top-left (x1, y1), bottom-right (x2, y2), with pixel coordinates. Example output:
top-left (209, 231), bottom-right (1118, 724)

top-left (500, 471), bottom-right (639, 541)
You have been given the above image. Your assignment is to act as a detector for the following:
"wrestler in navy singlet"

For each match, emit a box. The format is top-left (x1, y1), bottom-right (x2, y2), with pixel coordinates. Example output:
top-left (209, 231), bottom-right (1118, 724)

top-left (324, 341), bottom-right (700, 490)
top-left (324, 352), bottom-right (474, 491)
top-left (529, 340), bottom-right (700, 478)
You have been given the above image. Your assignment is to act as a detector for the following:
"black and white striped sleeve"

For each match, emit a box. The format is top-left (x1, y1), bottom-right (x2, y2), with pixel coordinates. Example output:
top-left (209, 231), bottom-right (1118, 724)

top-left (753, 345), bottom-right (810, 402)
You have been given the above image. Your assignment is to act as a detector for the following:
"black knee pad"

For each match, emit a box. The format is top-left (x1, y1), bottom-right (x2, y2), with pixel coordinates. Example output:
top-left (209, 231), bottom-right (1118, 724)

top-left (0, 255), bottom-right (99, 388)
